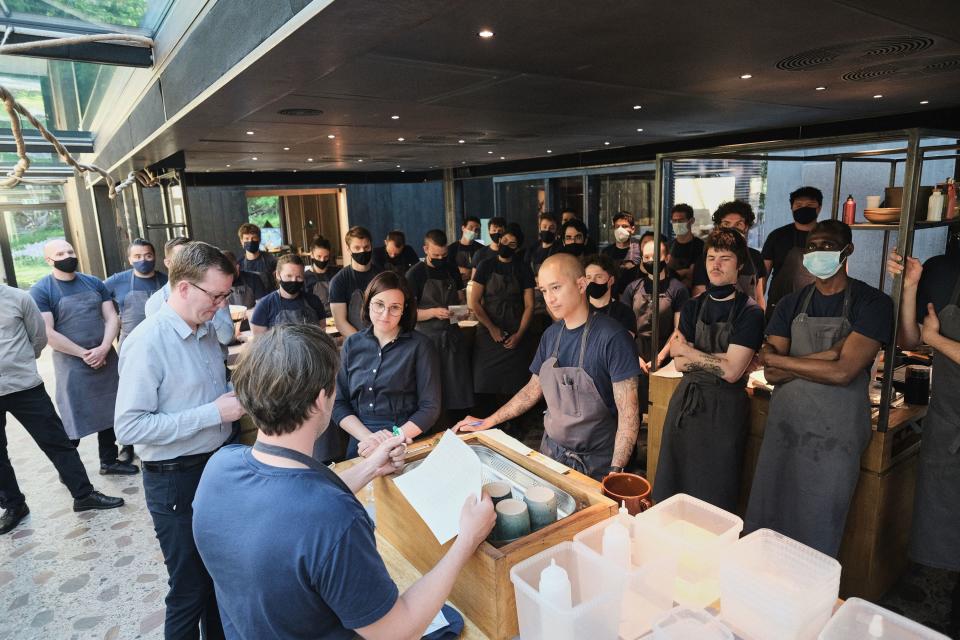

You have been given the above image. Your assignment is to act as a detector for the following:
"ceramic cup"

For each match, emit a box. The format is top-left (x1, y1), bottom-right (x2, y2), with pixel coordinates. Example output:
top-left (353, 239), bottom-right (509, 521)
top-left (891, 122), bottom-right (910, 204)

top-left (483, 481), bottom-right (512, 506)
top-left (602, 472), bottom-right (652, 515)
top-left (866, 195), bottom-right (882, 209)
top-left (523, 485), bottom-right (558, 531)
top-left (494, 498), bottom-right (531, 541)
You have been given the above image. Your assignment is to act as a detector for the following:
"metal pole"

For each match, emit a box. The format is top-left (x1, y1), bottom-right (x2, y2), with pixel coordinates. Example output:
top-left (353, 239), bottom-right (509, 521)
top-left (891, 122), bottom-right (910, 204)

top-left (442, 169), bottom-right (457, 242)
top-left (650, 156), bottom-right (667, 372)
top-left (831, 158), bottom-right (843, 221)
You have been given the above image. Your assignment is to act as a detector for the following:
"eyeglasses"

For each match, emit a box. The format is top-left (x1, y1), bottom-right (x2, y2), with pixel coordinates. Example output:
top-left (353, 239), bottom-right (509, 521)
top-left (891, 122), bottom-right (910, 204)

top-left (565, 234), bottom-right (585, 243)
top-left (189, 281), bottom-right (231, 304)
top-left (370, 300), bottom-right (405, 317)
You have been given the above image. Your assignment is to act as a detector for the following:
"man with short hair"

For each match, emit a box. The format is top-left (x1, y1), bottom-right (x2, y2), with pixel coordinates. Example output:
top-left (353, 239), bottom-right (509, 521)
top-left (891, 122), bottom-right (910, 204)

top-left (761, 186), bottom-right (823, 318)
top-left (560, 208), bottom-right (579, 225)
top-left (457, 253), bottom-right (642, 480)
top-left (115, 241), bottom-right (247, 639)
top-left (1, 284), bottom-right (124, 535)
top-left (304, 235), bottom-right (341, 317)
top-left (30, 240), bottom-right (138, 476)
top-left (103, 238), bottom-right (168, 345)
top-left (559, 218), bottom-right (589, 257)
top-left (528, 213), bottom-right (561, 275)
top-left (447, 216), bottom-right (484, 273)
top-left (469, 216), bottom-right (508, 271)
top-left (237, 222), bottom-right (277, 289)
top-left (221, 250), bottom-right (267, 312)
top-left (602, 211), bottom-right (642, 296)
top-left (372, 230), bottom-right (419, 275)
top-left (329, 226), bottom-right (383, 337)
top-left (691, 201), bottom-right (768, 307)
top-left (250, 254), bottom-right (326, 334)
top-left (193, 324), bottom-right (495, 639)
top-left (667, 203), bottom-right (703, 289)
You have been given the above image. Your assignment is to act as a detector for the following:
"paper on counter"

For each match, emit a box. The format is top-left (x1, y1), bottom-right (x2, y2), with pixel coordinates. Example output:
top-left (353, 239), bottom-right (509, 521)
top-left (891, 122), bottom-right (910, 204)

top-left (393, 431), bottom-right (482, 545)
top-left (529, 451), bottom-right (572, 475)
top-left (651, 360), bottom-right (683, 378)
top-left (482, 428), bottom-right (533, 456)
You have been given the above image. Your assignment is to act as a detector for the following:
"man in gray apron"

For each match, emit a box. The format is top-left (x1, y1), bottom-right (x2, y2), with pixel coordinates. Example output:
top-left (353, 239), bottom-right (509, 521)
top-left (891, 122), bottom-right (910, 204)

top-left (761, 186), bottom-right (822, 321)
top-left (888, 248), bottom-right (960, 633)
top-left (222, 250), bottom-right (267, 311)
top-left (748, 220), bottom-right (893, 558)
top-left (456, 253), bottom-right (642, 481)
top-left (304, 235), bottom-right (340, 317)
top-left (329, 226), bottom-right (383, 338)
top-left (103, 238), bottom-right (169, 346)
top-left (652, 228), bottom-right (764, 511)
top-left (409, 230), bottom-right (474, 415)
top-left (250, 254), bottom-right (325, 335)
top-left (30, 240), bottom-right (138, 476)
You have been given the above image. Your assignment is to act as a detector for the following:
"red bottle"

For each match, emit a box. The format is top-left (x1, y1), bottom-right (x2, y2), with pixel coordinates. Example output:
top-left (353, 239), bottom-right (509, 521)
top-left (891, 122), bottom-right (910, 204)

top-left (843, 195), bottom-right (856, 225)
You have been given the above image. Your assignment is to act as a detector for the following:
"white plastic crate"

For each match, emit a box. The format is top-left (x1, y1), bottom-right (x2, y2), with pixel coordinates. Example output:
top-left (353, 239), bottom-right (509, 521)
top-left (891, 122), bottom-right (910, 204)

top-left (819, 598), bottom-right (950, 639)
top-left (633, 493), bottom-right (743, 608)
top-left (650, 606), bottom-right (734, 640)
top-left (720, 529), bottom-right (841, 640)
top-left (509, 541), bottom-right (620, 640)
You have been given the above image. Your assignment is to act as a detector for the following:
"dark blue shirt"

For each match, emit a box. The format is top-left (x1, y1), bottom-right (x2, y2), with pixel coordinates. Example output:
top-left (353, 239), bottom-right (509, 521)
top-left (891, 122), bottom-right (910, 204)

top-left (30, 273), bottom-right (111, 321)
top-left (766, 278), bottom-right (893, 346)
top-left (678, 292), bottom-right (765, 351)
top-left (917, 254), bottom-right (960, 317)
top-left (238, 251), bottom-right (277, 289)
top-left (192, 445), bottom-right (398, 639)
top-left (333, 327), bottom-right (441, 433)
top-left (328, 265), bottom-right (383, 305)
top-left (250, 290), bottom-right (326, 329)
top-left (103, 269), bottom-right (168, 308)
top-left (530, 314), bottom-right (641, 416)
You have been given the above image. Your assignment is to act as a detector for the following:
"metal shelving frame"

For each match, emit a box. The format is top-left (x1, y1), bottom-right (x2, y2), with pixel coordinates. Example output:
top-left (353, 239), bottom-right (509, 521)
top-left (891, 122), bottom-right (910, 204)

top-left (650, 128), bottom-right (960, 432)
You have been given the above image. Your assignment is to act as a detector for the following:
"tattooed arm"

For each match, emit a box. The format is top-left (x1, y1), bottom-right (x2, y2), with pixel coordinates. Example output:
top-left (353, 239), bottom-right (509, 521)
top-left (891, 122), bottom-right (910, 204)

top-left (453, 375), bottom-right (544, 432)
top-left (611, 377), bottom-right (640, 468)
top-left (671, 333), bottom-right (756, 383)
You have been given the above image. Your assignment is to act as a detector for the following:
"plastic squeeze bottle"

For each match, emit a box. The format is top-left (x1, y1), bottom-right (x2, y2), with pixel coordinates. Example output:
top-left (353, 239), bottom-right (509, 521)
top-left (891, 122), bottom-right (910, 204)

top-left (842, 195), bottom-right (856, 225)
top-left (539, 559), bottom-right (575, 640)
top-left (928, 187), bottom-right (944, 222)
top-left (602, 502), bottom-right (632, 568)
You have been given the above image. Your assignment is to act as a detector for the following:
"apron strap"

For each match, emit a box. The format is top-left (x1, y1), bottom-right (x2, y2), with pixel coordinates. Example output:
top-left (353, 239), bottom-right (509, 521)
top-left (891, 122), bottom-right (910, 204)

top-left (252, 440), bottom-right (354, 495)
top-left (578, 312), bottom-right (594, 369)
top-left (798, 283), bottom-right (817, 315)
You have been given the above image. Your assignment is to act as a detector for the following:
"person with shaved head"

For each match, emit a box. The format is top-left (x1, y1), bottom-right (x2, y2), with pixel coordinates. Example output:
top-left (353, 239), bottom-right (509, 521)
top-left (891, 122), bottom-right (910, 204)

top-left (28, 240), bottom-right (138, 476)
top-left (456, 252), bottom-right (642, 480)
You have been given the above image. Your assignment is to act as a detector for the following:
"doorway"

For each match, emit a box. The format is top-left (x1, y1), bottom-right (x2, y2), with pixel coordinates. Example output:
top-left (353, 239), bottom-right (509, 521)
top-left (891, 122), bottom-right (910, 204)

top-left (0, 184), bottom-right (70, 289)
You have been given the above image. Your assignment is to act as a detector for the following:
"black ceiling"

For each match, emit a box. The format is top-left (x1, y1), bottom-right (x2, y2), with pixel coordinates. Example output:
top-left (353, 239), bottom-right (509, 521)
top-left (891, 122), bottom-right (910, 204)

top-left (127, 0), bottom-right (960, 175)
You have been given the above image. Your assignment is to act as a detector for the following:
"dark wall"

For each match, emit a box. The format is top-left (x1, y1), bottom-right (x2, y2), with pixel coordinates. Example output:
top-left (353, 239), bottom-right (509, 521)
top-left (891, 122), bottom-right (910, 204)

top-left (345, 181), bottom-right (444, 253)
top-left (187, 187), bottom-right (249, 254)
top-left (460, 177), bottom-right (495, 221)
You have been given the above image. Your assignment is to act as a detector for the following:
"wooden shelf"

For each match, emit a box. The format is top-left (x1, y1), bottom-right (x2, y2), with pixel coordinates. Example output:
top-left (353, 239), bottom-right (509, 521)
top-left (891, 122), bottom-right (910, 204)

top-left (850, 219), bottom-right (956, 230)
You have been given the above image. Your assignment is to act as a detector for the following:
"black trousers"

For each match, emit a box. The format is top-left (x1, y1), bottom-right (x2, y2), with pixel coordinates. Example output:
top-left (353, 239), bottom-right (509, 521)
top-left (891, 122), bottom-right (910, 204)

top-left (0, 383), bottom-right (94, 510)
top-left (143, 464), bottom-right (224, 640)
top-left (70, 427), bottom-right (119, 465)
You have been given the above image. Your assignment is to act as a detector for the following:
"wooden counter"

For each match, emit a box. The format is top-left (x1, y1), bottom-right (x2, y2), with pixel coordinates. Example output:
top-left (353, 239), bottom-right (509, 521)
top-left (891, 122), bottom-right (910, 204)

top-left (647, 372), bottom-right (925, 600)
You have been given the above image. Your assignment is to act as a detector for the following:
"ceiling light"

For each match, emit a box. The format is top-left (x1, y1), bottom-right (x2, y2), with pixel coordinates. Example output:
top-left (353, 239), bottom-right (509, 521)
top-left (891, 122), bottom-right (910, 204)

top-left (920, 100), bottom-right (929, 104)
top-left (458, 139), bottom-right (465, 144)
top-left (251, 156), bottom-right (258, 160)
top-left (293, 169), bottom-right (298, 172)
top-left (283, 146), bottom-right (290, 151)
top-left (246, 131), bottom-right (254, 135)
top-left (396, 164), bottom-right (401, 168)
top-left (478, 29), bottom-right (494, 38)
top-left (633, 105), bottom-right (642, 110)
top-left (873, 94), bottom-right (883, 99)
top-left (400, 169), bottom-right (406, 173)
top-left (740, 74), bottom-right (752, 79)
top-left (357, 159), bottom-right (364, 162)
top-left (461, 161), bottom-right (466, 164)
top-left (604, 141), bottom-right (610, 145)
top-left (547, 149), bottom-right (552, 153)
top-left (815, 86), bottom-right (826, 91)
top-left (637, 128), bottom-right (644, 132)
top-left (487, 150), bottom-right (493, 154)
top-left (499, 156), bottom-right (505, 160)
top-left (397, 137), bottom-right (405, 142)
top-left (307, 158), bottom-right (314, 162)
top-left (327, 134), bottom-right (336, 139)
top-left (391, 115), bottom-right (400, 120)
top-left (225, 164), bottom-right (231, 167)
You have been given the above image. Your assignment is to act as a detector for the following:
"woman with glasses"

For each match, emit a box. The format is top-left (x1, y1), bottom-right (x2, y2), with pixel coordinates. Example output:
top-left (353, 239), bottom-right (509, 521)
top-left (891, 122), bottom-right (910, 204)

top-left (334, 271), bottom-right (441, 458)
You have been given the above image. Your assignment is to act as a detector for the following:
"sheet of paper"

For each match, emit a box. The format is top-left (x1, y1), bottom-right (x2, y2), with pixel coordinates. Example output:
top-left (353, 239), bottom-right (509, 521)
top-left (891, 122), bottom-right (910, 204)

top-left (424, 609), bottom-right (449, 635)
top-left (530, 451), bottom-right (572, 475)
top-left (393, 431), bottom-right (482, 545)
top-left (482, 428), bottom-right (533, 456)
top-left (651, 360), bottom-right (682, 378)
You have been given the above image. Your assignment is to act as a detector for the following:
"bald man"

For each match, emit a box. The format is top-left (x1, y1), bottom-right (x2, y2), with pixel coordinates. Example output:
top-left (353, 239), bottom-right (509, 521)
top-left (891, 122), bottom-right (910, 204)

top-left (29, 240), bottom-right (138, 475)
top-left (456, 253), bottom-right (642, 480)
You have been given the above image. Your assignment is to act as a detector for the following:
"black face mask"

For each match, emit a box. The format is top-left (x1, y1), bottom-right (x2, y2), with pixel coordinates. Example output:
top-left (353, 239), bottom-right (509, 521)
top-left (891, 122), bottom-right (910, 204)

top-left (279, 280), bottom-right (303, 295)
top-left (312, 258), bottom-right (329, 270)
top-left (243, 240), bottom-right (260, 253)
top-left (53, 257), bottom-right (79, 273)
top-left (563, 243), bottom-right (585, 257)
top-left (641, 260), bottom-right (667, 278)
top-left (792, 206), bottom-right (818, 225)
top-left (708, 283), bottom-right (737, 298)
top-left (498, 245), bottom-right (515, 259)
top-left (428, 255), bottom-right (446, 268)
top-left (490, 232), bottom-right (503, 245)
top-left (539, 230), bottom-right (556, 245)
top-left (586, 281), bottom-right (608, 299)
top-left (352, 250), bottom-right (372, 266)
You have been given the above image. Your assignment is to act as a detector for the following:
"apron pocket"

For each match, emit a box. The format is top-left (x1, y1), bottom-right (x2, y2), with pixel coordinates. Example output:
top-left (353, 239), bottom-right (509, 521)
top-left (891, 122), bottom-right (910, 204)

top-left (557, 377), bottom-right (581, 418)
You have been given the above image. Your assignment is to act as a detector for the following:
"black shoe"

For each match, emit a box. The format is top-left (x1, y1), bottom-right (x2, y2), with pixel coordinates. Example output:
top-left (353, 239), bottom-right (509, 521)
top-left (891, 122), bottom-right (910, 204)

top-left (0, 503), bottom-right (29, 535)
top-left (99, 461), bottom-right (140, 475)
top-left (117, 445), bottom-right (135, 464)
top-left (73, 491), bottom-right (124, 512)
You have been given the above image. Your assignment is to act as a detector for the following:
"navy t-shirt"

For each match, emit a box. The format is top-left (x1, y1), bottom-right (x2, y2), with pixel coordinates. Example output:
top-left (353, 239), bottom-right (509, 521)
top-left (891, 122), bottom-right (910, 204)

top-left (103, 269), bottom-right (168, 307)
top-left (30, 273), bottom-right (111, 321)
top-left (238, 252), bottom-right (278, 289)
top-left (250, 290), bottom-right (326, 328)
top-left (472, 257), bottom-right (536, 289)
top-left (192, 446), bottom-right (398, 639)
top-left (590, 300), bottom-right (637, 336)
top-left (678, 292), bottom-right (765, 351)
top-left (530, 314), bottom-right (641, 416)
top-left (766, 278), bottom-right (893, 346)
top-left (328, 265), bottom-right (383, 305)
top-left (916, 254), bottom-right (960, 317)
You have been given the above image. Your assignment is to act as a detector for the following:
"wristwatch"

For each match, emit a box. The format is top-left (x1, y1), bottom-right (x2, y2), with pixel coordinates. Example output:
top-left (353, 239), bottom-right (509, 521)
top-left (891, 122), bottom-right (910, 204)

top-left (609, 465), bottom-right (625, 474)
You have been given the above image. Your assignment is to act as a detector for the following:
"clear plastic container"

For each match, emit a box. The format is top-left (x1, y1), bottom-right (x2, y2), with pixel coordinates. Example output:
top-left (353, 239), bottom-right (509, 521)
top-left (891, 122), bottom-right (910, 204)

top-left (720, 529), bottom-right (841, 640)
top-left (573, 512), bottom-right (676, 638)
top-left (510, 541), bottom-right (620, 640)
top-left (651, 606), bottom-right (734, 640)
top-left (633, 494), bottom-right (743, 608)
top-left (818, 598), bottom-right (950, 640)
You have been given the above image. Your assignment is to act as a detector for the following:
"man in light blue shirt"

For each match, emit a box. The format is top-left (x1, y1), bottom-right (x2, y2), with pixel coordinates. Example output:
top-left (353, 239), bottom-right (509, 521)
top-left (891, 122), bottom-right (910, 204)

top-left (115, 241), bottom-right (245, 639)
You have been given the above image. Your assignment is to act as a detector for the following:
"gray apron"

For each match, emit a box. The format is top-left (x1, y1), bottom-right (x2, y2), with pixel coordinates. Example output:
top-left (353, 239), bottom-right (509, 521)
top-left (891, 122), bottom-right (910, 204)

top-left (51, 277), bottom-right (120, 439)
top-left (118, 271), bottom-right (159, 345)
top-left (632, 278), bottom-right (675, 363)
top-left (737, 255), bottom-right (759, 301)
top-left (766, 232), bottom-right (815, 320)
top-left (745, 284), bottom-right (870, 558)
top-left (652, 293), bottom-right (750, 511)
top-left (909, 272), bottom-right (960, 570)
top-left (229, 276), bottom-right (257, 309)
top-left (274, 295), bottom-right (321, 326)
top-left (539, 314), bottom-right (619, 480)
top-left (473, 266), bottom-right (529, 395)
top-left (346, 268), bottom-right (370, 332)
top-left (416, 275), bottom-right (474, 410)
top-left (306, 270), bottom-right (334, 317)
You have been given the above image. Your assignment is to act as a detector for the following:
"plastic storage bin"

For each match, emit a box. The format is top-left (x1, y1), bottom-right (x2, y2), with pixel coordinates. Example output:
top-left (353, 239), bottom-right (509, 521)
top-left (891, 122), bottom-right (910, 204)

top-left (720, 529), bottom-right (841, 640)
top-left (633, 494), bottom-right (743, 608)
top-left (573, 512), bottom-right (675, 638)
top-left (509, 541), bottom-right (620, 640)
top-left (651, 607), bottom-right (733, 640)
top-left (819, 598), bottom-right (950, 639)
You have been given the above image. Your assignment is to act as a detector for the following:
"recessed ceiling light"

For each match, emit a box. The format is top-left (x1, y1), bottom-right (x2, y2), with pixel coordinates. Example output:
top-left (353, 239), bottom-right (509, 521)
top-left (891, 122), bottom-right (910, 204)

top-left (487, 150), bottom-right (493, 154)
top-left (633, 105), bottom-right (642, 110)
top-left (740, 74), bottom-right (752, 79)
top-left (815, 86), bottom-right (826, 91)
top-left (283, 146), bottom-right (290, 151)
top-left (461, 161), bottom-right (466, 164)
top-left (293, 169), bottom-right (298, 172)
top-left (396, 164), bottom-right (401, 168)
top-left (205, 169), bottom-right (210, 172)
top-left (400, 169), bottom-right (406, 173)
top-left (327, 134), bottom-right (336, 139)
top-left (604, 141), bottom-right (611, 145)
top-left (458, 139), bottom-right (465, 144)
top-left (920, 100), bottom-right (930, 104)
top-left (307, 158), bottom-right (314, 162)
top-left (397, 137), bottom-right (405, 142)
top-left (478, 29), bottom-right (494, 38)
top-left (873, 94), bottom-right (883, 99)
top-left (499, 156), bottom-right (505, 160)
top-left (637, 128), bottom-right (644, 132)
top-left (245, 131), bottom-right (254, 135)
top-left (357, 159), bottom-right (364, 162)
top-left (251, 156), bottom-right (258, 160)
top-left (547, 149), bottom-right (552, 153)
top-left (225, 164), bottom-right (231, 167)
top-left (391, 115), bottom-right (400, 120)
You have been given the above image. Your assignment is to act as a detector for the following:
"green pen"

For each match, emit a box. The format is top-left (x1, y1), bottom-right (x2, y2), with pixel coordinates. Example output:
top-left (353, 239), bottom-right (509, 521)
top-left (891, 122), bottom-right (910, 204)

top-left (392, 425), bottom-right (402, 438)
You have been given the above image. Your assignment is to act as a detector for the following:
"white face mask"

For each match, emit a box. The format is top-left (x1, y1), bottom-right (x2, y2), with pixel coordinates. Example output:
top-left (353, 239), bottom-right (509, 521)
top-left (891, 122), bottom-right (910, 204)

top-left (463, 229), bottom-right (477, 242)
top-left (671, 221), bottom-right (690, 236)
top-left (802, 249), bottom-right (848, 279)
top-left (613, 227), bottom-right (632, 243)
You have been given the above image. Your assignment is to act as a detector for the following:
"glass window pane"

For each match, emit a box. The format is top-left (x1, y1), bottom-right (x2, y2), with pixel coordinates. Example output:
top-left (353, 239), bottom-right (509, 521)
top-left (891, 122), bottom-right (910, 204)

top-left (5, 0), bottom-right (175, 35)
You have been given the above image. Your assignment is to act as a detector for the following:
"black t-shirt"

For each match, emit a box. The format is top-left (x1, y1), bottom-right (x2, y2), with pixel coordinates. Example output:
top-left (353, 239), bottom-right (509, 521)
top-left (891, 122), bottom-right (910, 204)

top-left (917, 254), bottom-right (960, 317)
top-left (669, 236), bottom-right (705, 270)
top-left (692, 247), bottom-right (768, 288)
top-left (471, 245), bottom-right (498, 269)
top-left (590, 300), bottom-right (637, 335)
top-left (328, 266), bottom-right (383, 304)
top-left (766, 278), bottom-right (893, 346)
top-left (472, 257), bottom-right (536, 290)
top-left (601, 244), bottom-right (629, 262)
top-left (761, 224), bottom-right (810, 280)
top-left (448, 240), bottom-right (484, 270)
top-left (371, 245), bottom-right (419, 274)
top-left (527, 242), bottom-right (561, 274)
top-left (405, 260), bottom-right (463, 303)
top-left (678, 292), bottom-right (765, 351)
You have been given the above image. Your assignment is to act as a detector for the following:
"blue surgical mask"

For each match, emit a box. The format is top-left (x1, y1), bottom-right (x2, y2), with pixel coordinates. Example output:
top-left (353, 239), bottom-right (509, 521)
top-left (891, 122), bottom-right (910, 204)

top-left (133, 259), bottom-right (155, 274)
top-left (463, 229), bottom-right (477, 242)
top-left (802, 249), bottom-right (847, 279)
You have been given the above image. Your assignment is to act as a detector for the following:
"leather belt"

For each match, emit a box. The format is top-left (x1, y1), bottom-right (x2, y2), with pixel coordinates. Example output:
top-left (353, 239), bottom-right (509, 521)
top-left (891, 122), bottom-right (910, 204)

top-left (142, 451), bottom-right (214, 473)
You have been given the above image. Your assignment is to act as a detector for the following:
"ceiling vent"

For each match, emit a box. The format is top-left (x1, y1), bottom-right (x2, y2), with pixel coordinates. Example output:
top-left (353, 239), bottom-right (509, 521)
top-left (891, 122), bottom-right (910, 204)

top-left (277, 108), bottom-right (325, 116)
top-left (842, 54), bottom-right (960, 82)
top-left (775, 36), bottom-right (935, 71)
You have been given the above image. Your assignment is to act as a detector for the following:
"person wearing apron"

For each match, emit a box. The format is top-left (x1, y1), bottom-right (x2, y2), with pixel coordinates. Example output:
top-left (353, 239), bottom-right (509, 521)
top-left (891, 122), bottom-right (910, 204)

top-left (408, 230), bottom-right (475, 414)
top-left (329, 226), bottom-right (383, 338)
top-left (652, 228), bottom-right (764, 511)
top-left (237, 222), bottom-right (277, 290)
top-left (372, 230), bottom-right (420, 275)
top-left (602, 211), bottom-right (642, 298)
top-left (336, 271), bottom-right (442, 459)
top-left (304, 235), bottom-right (340, 318)
top-left (691, 201), bottom-right (768, 308)
top-left (748, 220), bottom-right (892, 558)
top-left (584, 253), bottom-right (637, 336)
top-left (250, 254), bottom-right (325, 335)
top-left (528, 213), bottom-right (562, 343)
top-left (30, 240), bottom-right (139, 475)
top-left (469, 226), bottom-right (536, 409)
top-left (888, 249), bottom-right (960, 631)
top-left (103, 238), bottom-right (168, 346)
top-left (761, 186), bottom-right (823, 321)
top-left (456, 252), bottom-right (642, 481)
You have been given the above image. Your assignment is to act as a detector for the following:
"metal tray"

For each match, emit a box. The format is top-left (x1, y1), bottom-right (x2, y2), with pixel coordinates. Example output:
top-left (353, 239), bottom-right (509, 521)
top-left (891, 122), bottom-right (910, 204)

top-left (402, 443), bottom-right (580, 519)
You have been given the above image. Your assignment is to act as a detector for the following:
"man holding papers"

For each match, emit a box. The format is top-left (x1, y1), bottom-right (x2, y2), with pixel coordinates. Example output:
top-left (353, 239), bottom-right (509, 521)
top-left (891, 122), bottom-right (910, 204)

top-left (192, 324), bottom-right (495, 639)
